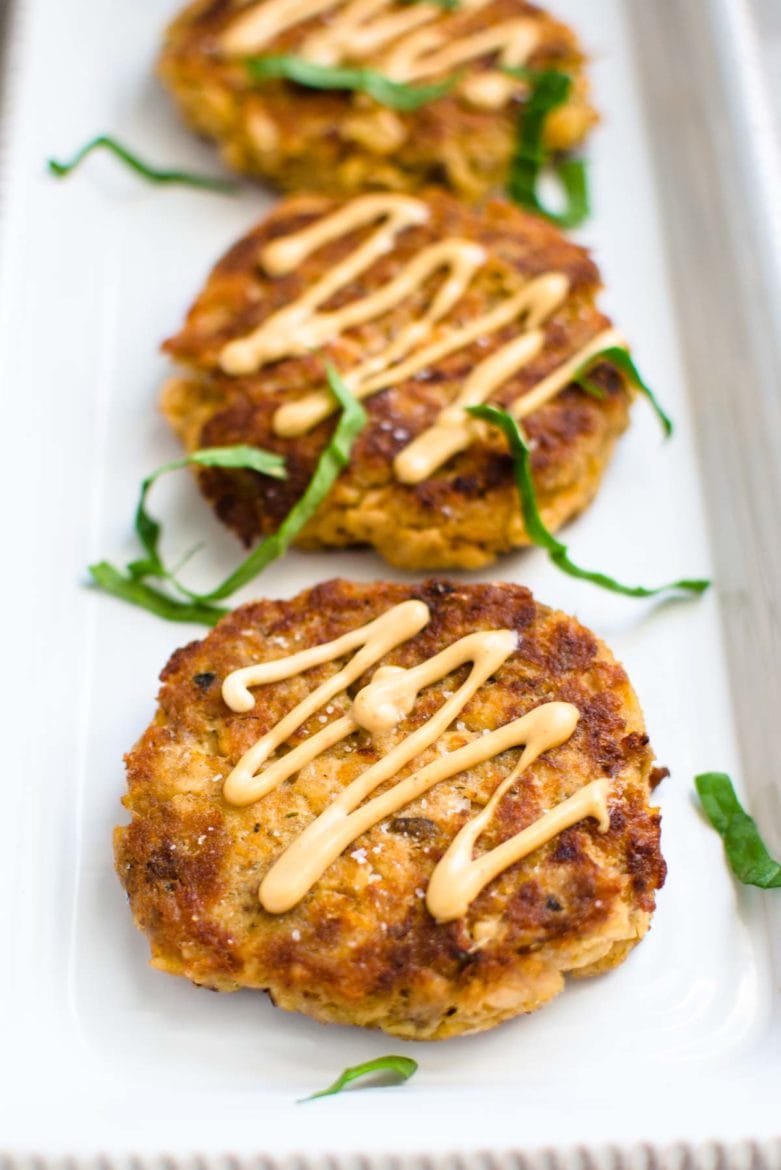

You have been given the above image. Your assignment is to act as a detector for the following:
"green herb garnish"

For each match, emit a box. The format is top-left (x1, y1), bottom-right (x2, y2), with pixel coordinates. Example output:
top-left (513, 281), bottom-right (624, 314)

top-left (89, 366), bottom-right (367, 624)
top-left (300, 1055), bottom-right (418, 1102)
top-left (246, 55), bottom-right (456, 111)
top-left (88, 562), bottom-right (229, 626)
top-left (48, 135), bottom-right (237, 192)
top-left (126, 445), bottom-right (286, 584)
top-left (505, 68), bottom-right (589, 229)
top-left (468, 404), bottom-right (710, 598)
top-left (695, 773), bottom-right (781, 888)
top-left (574, 347), bottom-right (673, 438)
top-left (401, 0), bottom-right (459, 8)
top-left (197, 365), bottom-right (367, 601)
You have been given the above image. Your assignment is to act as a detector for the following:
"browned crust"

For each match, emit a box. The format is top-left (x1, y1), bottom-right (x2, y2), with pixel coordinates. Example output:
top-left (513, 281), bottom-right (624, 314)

top-left (158, 0), bottom-right (597, 198)
top-left (161, 190), bottom-right (631, 571)
top-left (116, 580), bottom-right (666, 1039)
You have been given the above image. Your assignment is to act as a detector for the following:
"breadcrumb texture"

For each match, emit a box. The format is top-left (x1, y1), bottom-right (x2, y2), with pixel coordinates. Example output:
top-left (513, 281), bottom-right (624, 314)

top-left (162, 191), bottom-right (632, 572)
top-left (116, 579), bottom-right (666, 1040)
top-left (158, 0), bottom-right (597, 199)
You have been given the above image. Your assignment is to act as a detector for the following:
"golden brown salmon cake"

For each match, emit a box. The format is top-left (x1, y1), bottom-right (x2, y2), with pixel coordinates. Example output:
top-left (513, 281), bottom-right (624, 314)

top-left (115, 579), bottom-right (666, 1040)
top-left (158, 0), bottom-right (596, 199)
top-left (162, 189), bottom-right (633, 572)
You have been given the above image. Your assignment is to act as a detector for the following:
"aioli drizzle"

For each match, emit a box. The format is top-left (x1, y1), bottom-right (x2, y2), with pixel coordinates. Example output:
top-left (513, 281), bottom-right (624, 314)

top-left (221, 601), bottom-right (611, 922)
top-left (220, 0), bottom-right (543, 110)
top-left (216, 193), bottom-right (624, 483)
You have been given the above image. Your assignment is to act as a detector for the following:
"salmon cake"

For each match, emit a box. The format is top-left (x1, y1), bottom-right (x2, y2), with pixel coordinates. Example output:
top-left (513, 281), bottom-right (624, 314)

top-left (159, 0), bottom-right (596, 199)
top-left (115, 579), bottom-right (666, 1040)
top-left (162, 189), bottom-right (633, 571)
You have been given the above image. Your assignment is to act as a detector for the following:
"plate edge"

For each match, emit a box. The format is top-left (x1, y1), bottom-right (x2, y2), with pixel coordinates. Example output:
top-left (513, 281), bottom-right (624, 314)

top-left (2, 1140), bottom-right (781, 1170)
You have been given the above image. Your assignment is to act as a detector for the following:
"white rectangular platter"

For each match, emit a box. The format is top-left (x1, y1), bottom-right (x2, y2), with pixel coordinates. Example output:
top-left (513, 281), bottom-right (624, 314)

top-left (1, 0), bottom-right (780, 1164)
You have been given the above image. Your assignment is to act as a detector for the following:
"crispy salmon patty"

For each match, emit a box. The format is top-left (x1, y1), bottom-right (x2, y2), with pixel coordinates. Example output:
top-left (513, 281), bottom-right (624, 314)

top-left (116, 579), bottom-right (666, 1040)
top-left (159, 0), bottom-right (596, 199)
top-left (162, 190), bottom-right (632, 572)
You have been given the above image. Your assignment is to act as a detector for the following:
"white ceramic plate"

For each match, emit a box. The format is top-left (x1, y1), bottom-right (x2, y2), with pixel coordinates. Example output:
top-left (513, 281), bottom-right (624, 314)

top-left (1, 0), bottom-right (780, 1164)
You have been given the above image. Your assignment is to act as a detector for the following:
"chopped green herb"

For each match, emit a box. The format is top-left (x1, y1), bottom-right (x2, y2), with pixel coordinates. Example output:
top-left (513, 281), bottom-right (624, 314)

top-left (574, 347), bottom-right (673, 438)
top-left (505, 68), bottom-right (590, 229)
top-left (401, 0), bottom-right (459, 7)
top-left (47, 135), bottom-right (237, 192)
top-left (89, 562), bottom-right (229, 625)
top-left (468, 404), bottom-right (710, 599)
top-left (695, 773), bottom-right (781, 889)
top-left (300, 1055), bottom-right (418, 1102)
top-left (129, 446), bottom-right (286, 586)
top-left (246, 55), bottom-right (457, 111)
top-left (196, 365), bottom-right (367, 602)
top-left (89, 367), bottom-right (367, 624)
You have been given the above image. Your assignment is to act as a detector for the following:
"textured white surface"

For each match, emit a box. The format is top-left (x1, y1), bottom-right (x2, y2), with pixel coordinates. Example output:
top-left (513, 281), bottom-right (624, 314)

top-left (755, 0), bottom-right (781, 141)
top-left (0, 0), bottom-right (779, 1162)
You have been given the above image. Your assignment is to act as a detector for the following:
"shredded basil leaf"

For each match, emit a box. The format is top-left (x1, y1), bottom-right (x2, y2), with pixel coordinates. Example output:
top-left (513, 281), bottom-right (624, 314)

top-left (88, 368), bottom-right (366, 625)
top-left (401, 0), bottom-right (459, 7)
top-left (89, 561), bottom-right (229, 625)
top-left (246, 55), bottom-right (457, 111)
top-left (505, 68), bottom-right (590, 229)
top-left (128, 446), bottom-right (286, 585)
top-left (468, 404), bottom-right (710, 598)
top-left (194, 366), bottom-right (367, 602)
top-left (574, 346), bottom-right (673, 438)
top-left (300, 1055), bottom-right (418, 1102)
top-left (532, 155), bottom-right (589, 231)
top-left (47, 135), bottom-right (237, 192)
top-left (695, 773), bottom-right (781, 889)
